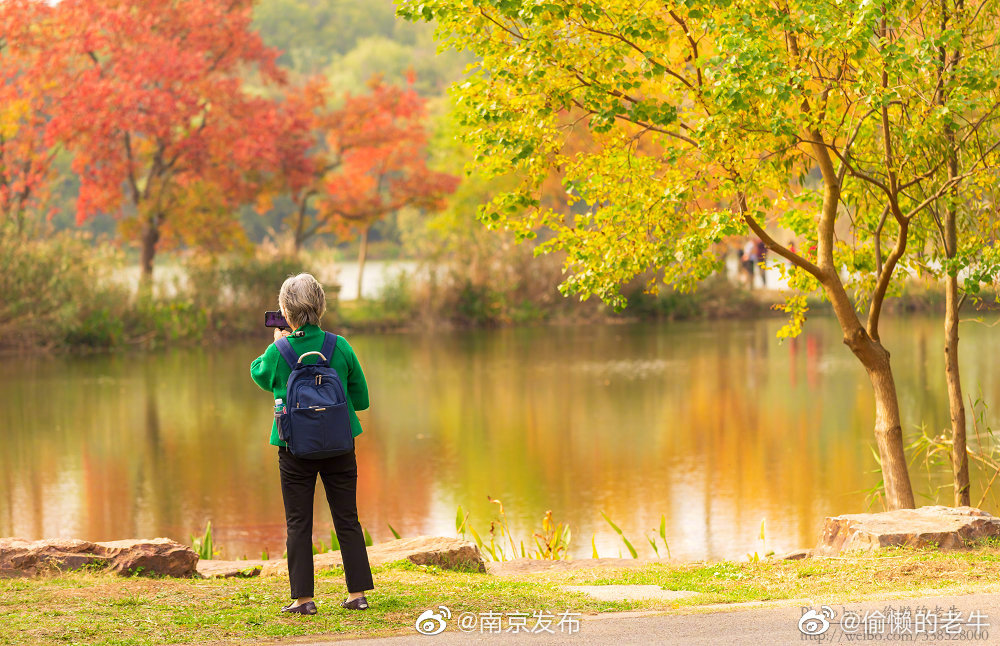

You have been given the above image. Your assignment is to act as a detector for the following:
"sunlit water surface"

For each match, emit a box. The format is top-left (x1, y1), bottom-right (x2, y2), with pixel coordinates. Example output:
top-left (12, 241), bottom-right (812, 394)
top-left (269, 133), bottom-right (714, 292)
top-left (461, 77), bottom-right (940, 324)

top-left (3, 315), bottom-right (999, 561)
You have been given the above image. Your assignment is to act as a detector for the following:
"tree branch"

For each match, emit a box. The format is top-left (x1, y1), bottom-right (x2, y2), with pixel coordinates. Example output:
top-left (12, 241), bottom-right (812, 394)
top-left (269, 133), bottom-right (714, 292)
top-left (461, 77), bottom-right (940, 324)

top-left (737, 192), bottom-right (825, 281)
top-left (867, 212), bottom-right (909, 341)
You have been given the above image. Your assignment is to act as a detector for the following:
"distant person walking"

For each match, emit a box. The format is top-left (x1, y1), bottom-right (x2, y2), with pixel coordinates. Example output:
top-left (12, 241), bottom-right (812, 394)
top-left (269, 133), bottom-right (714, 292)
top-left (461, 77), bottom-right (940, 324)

top-left (755, 239), bottom-right (768, 288)
top-left (251, 273), bottom-right (374, 615)
top-left (741, 239), bottom-right (757, 288)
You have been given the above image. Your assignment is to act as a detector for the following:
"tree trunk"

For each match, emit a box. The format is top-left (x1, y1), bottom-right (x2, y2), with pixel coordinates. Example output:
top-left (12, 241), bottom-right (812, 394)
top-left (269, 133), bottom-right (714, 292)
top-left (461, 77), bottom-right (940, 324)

top-left (139, 214), bottom-right (160, 288)
top-left (293, 195), bottom-right (308, 255)
top-left (748, 113), bottom-right (918, 509)
top-left (939, 0), bottom-right (969, 504)
top-left (859, 338), bottom-right (917, 510)
top-left (356, 225), bottom-right (370, 301)
top-left (944, 91), bottom-right (970, 507)
top-left (834, 314), bottom-right (916, 510)
top-left (813, 184), bottom-right (917, 511)
top-left (945, 272), bottom-right (969, 506)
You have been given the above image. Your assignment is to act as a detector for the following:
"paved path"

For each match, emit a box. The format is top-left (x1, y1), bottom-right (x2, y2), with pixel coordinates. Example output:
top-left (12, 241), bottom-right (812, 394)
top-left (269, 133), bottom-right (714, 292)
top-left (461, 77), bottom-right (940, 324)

top-left (297, 592), bottom-right (1000, 645)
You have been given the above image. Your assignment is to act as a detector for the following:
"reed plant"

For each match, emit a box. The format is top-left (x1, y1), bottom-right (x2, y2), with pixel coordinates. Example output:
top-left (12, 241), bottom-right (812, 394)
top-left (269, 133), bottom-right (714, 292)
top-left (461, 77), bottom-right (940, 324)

top-left (452, 500), bottom-right (681, 562)
top-left (455, 497), bottom-right (573, 562)
top-left (312, 529), bottom-right (340, 555)
top-left (591, 512), bottom-right (671, 560)
top-left (532, 510), bottom-right (571, 560)
top-left (190, 521), bottom-right (218, 560)
top-left (903, 392), bottom-right (1000, 510)
top-left (646, 515), bottom-right (671, 559)
top-left (600, 511), bottom-right (638, 559)
top-left (310, 524), bottom-right (376, 555)
top-left (746, 518), bottom-right (770, 562)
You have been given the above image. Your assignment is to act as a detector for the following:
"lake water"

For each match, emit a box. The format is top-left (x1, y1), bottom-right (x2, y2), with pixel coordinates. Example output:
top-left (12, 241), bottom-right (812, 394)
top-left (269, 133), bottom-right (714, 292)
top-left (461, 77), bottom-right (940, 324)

top-left (3, 315), bottom-right (999, 562)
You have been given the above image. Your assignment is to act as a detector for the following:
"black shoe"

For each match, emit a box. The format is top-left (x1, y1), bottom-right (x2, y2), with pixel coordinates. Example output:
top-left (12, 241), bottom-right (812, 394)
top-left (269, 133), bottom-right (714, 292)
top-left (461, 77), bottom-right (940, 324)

top-left (281, 600), bottom-right (317, 615)
top-left (341, 595), bottom-right (369, 610)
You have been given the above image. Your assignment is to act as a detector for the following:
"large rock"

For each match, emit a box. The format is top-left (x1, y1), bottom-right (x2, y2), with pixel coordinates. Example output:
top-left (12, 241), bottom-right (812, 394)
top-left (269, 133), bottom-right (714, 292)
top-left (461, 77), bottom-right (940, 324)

top-left (96, 539), bottom-right (199, 577)
top-left (0, 538), bottom-right (198, 577)
top-left (196, 558), bottom-right (267, 578)
top-left (816, 506), bottom-right (1000, 556)
top-left (254, 535), bottom-right (485, 578)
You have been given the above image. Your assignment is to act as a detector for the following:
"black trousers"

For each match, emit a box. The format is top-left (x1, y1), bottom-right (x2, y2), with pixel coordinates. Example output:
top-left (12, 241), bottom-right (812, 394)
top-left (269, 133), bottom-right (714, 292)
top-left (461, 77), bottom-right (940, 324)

top-left (278, 446), bottom-right (374, 598)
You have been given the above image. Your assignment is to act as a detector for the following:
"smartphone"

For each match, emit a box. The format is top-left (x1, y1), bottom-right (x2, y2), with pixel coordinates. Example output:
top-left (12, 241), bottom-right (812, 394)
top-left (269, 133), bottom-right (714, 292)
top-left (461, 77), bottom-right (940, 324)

top-left (264, 311), bottom-right (289, 330)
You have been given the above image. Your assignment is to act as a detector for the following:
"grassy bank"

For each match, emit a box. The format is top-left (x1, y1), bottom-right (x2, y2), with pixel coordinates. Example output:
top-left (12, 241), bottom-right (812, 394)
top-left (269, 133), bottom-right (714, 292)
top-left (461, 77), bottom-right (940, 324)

top-left (3, 546), bottom-right (1000, 645)
top-left (335, 273), bottom-right (786, 332)
top-left (5, 230), bottom-right (998, 353)
top-left (0, 231), bottom-right (777, 351)
top-left (0, 232), bottom-right (319, 352)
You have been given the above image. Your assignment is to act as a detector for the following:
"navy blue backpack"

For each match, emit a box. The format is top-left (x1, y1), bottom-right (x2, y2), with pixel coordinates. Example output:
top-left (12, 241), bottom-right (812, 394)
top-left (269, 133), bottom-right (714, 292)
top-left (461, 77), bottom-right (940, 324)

top-left (274, 332), bottom-right (354, 459)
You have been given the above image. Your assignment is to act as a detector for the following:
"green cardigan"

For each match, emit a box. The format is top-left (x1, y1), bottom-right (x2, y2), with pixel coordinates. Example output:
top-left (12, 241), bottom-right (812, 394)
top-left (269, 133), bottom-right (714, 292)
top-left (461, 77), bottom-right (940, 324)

top-left (250, 323), bottom-right (369, 447)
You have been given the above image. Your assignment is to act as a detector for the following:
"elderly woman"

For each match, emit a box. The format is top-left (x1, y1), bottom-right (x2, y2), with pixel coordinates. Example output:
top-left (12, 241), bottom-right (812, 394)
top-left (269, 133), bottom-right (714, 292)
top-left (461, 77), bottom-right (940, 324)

top-left (250, 273), bottom-right (374, 615)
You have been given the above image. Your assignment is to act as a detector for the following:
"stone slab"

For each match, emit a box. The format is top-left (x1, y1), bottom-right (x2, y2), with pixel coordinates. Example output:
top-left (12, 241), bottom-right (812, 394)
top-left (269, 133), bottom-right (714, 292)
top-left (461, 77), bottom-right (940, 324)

top-left (254, 536), bottom-right (485, 578)
top-left (0, 537), bottom-right (198, 577)
top-left (816, 505), bottom-right (1000, 556)
top-left (560, 585), bottom-right (698, 602)
top-left (196, 559), bottom-right (267, 578)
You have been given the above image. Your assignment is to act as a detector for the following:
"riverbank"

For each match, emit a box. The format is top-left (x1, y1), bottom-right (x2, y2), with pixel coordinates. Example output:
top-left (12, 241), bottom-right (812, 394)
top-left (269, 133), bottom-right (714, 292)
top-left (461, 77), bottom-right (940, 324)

top-left (336, 278), bottom-right (1000, 334)
top-left (6, 231), bottom-right (998, 353)
top-left (2, 267), bottom-right (776, 352)
top-left (2, 545), bottom-right (999, 645)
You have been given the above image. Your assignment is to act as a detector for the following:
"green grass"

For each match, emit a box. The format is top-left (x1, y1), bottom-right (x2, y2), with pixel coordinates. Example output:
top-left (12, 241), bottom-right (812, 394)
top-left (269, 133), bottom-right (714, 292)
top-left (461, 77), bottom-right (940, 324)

top-left (3, 549), bottom-right (1000, 645)
top-left (543, 546), bottom-right (1000, 606)
top-left (0, 561), bottom-right (625, 646)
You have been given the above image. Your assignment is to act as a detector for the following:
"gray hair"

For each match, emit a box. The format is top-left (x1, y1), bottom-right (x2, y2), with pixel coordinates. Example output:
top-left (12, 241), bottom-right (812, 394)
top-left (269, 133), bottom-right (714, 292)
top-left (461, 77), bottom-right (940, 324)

top-left (278, 273), bottom-right (327, 329)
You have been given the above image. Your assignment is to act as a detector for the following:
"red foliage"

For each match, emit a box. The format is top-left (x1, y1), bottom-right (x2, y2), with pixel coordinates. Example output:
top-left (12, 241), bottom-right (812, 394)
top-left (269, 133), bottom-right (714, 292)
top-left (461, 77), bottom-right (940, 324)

top-left (0, 0), bottom-right (61, 231)
top-left (1, 1), bottom-right (454, 274)
top-left (270, 76), bottom-right (459, 250)
top-left (26, 0), bottom-right (310, 274)
top-left (318, 78), bottom-right (460, 236)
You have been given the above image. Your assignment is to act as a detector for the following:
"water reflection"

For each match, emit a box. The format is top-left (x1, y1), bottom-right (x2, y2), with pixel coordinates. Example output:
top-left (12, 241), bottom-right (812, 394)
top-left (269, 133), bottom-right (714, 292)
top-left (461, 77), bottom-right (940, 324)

top-left (2, 315), bottom-right (1000, 561)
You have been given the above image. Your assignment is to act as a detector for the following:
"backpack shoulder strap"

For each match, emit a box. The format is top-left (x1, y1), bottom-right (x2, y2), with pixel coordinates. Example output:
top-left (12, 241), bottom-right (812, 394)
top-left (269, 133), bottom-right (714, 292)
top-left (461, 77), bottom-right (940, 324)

top-left (275, 336), bottom-right (300, 370)
top-left (319, 332), bottom-right (338, 367)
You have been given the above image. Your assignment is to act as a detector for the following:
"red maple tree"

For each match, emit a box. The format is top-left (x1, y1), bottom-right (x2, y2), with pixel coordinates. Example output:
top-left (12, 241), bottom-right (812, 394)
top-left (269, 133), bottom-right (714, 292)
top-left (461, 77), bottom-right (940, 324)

top-left (0, 0), bottom-right (61, 234)
top-left (36, 0), bottom-right (309, 282)
top-left (265, 76), bottom-right (459, 296)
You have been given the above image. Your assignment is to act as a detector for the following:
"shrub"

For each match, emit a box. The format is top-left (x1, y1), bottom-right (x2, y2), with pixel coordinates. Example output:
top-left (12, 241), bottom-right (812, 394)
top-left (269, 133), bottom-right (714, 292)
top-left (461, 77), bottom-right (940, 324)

top-left (619, 273), bottom-right (762, 321)
top-left (0, 228), bottom-right (129, 350)
top-left (0, 225), bottom-right (341, 350)
top-left (183, 251), bottom-right (325, 336)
